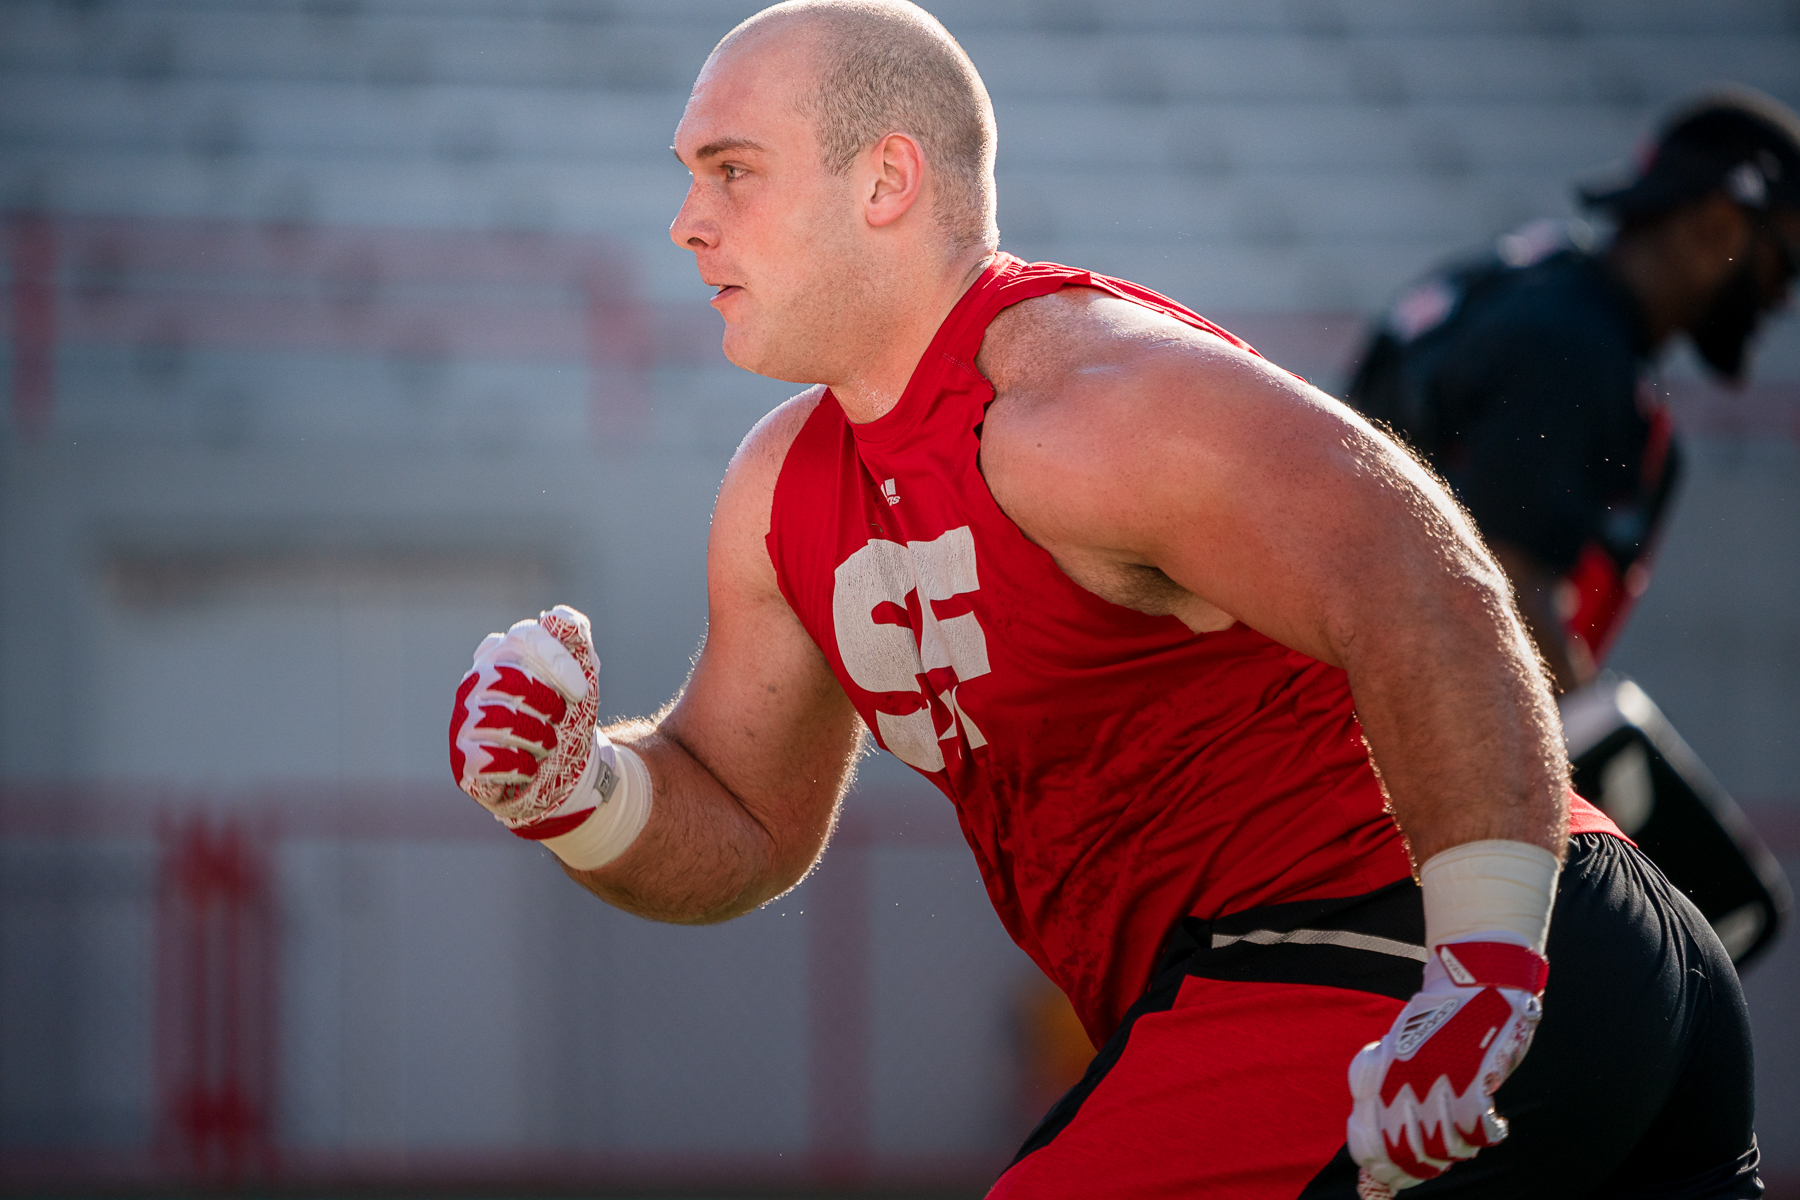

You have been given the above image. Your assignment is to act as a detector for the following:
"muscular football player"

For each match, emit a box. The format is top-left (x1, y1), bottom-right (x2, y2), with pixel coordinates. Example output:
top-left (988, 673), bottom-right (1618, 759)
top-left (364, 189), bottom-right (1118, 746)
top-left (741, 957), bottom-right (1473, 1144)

top-left (448, 3), bottom-right (1760, 1195)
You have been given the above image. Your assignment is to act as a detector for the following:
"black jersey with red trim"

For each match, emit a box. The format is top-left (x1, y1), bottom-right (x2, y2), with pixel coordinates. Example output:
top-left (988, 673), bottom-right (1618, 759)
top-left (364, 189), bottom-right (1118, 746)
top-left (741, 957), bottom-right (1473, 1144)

top-left (1348, 242), bottom-right (1679, 661)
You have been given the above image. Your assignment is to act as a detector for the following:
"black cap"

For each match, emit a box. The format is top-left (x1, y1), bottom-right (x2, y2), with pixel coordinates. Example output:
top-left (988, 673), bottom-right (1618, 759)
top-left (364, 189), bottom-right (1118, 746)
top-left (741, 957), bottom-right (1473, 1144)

top-left (1579, 86), bottom-right (1800, 220)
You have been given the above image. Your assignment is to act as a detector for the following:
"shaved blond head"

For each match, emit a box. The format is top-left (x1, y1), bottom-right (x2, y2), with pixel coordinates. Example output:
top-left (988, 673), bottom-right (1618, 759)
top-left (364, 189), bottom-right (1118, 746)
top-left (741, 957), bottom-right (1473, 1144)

top-left (714, 0), bottom-right (999, 255)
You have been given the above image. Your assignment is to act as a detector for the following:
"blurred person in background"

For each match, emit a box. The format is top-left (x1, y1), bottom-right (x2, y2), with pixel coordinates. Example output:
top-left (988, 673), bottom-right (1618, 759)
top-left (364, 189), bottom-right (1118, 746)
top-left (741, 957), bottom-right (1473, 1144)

top-left (1347, 90), bottom-right (1799, 970)
top-left (448, 4), bottom-right (1760, 1196)
top-left (1349, 89), bottom-right (1800, 693)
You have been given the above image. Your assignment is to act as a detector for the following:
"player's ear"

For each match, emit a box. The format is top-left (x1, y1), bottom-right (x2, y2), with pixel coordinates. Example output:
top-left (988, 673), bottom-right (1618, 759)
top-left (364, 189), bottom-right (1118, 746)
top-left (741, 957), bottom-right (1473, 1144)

top-left (864, 132), bottom-right (925, 229)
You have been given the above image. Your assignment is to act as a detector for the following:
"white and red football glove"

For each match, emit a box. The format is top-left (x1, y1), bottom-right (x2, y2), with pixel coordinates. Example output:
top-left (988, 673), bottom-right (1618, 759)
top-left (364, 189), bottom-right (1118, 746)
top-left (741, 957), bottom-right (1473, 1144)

top-left (1347, 938), bottom-right (1548, 1196)
top-left (449, 605), bottom-right (601, 839)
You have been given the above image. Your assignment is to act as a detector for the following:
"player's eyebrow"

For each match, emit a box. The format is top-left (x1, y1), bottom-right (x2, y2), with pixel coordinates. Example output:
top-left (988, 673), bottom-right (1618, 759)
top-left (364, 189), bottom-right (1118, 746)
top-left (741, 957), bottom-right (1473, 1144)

top-left (679, 136), bottom-right (767, 163)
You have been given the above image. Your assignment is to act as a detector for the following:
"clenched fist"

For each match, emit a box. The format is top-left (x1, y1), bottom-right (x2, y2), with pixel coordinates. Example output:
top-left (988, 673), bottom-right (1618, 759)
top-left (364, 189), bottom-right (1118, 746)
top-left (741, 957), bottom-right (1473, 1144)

top-left (450, 605), bottom-right (602, 839)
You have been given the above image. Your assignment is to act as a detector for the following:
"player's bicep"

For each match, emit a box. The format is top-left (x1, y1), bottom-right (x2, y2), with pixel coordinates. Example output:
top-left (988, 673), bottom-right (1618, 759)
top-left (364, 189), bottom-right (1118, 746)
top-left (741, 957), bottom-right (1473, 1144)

top-left (660, 395), bottom-right (862, 862)
top-left (1120, 349), bottom-right (1499, 666)
top-left (670, 579), bottom-right (860, 809)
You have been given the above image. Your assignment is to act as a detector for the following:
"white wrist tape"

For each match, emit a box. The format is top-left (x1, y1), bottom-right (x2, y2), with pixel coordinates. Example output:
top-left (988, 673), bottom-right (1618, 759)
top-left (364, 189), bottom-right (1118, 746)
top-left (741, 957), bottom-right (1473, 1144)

top-left (541, 731), bottom-right (653, 871)
top-left (1420, 839), bottom-right (1560, 954)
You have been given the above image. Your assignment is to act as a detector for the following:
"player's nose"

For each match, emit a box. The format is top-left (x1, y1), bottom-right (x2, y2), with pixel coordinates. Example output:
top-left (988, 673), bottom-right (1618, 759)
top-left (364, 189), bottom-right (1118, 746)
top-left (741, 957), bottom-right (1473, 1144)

top-left (669, 183), bottom-right (718, 253)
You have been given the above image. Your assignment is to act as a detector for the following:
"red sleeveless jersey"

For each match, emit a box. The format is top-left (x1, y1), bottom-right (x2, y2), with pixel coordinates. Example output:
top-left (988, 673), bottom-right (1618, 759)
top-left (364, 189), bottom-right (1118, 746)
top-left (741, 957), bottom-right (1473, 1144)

top-left (766, 254), bottom-right (1612, 1045)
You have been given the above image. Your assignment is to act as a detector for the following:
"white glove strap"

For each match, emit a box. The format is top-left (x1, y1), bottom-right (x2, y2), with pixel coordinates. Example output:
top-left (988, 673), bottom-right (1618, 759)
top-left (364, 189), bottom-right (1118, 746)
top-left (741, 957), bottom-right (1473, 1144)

top-left (1419, 839), bottom-right (1560, 954)
top-left (541, 732), bottom-right (653, 871)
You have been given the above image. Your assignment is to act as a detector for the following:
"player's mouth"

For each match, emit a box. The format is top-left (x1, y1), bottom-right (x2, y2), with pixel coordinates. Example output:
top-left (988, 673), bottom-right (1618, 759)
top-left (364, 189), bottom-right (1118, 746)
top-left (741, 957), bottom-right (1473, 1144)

top-left (711, 284), bottom-right (742, 306)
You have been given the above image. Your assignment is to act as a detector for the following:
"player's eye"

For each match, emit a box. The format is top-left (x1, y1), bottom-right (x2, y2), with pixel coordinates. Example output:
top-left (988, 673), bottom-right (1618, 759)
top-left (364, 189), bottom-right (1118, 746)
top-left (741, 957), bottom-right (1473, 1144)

top-left (722, 164), bottom-right (745, 181)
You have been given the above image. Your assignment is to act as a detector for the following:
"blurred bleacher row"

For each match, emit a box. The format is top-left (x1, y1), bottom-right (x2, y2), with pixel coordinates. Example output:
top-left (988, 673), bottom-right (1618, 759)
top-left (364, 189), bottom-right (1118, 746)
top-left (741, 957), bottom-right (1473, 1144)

top-left (7, 0), bottom-right (1800, 304)
top-left (3, 0), bottom-right (1799, 1194)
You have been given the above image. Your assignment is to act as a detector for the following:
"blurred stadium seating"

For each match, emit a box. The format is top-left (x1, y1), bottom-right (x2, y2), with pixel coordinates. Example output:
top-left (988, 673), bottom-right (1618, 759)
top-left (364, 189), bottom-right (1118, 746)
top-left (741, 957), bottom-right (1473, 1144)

top-left (2, 0), bottom-right (1797, 1193)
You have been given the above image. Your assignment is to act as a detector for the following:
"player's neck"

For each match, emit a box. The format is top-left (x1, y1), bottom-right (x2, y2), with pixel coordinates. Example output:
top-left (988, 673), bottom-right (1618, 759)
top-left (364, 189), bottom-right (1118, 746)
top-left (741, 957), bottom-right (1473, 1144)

top-left (1604, 235), bottom-right (1685, 352)
top-left (829, 251), bottom-right (994, 424)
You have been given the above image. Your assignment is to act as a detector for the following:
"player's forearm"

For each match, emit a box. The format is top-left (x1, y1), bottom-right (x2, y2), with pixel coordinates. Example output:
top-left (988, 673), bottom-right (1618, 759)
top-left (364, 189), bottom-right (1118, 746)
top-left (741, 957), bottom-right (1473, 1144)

top-left (559, 723), bottom-right (798, 924)
top-left (1341, 563), bottom-right (1569, 867)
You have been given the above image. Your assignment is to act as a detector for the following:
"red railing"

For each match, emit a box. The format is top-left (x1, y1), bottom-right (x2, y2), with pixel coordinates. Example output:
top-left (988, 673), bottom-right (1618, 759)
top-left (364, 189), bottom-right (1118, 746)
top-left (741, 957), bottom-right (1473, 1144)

top-left (0, 781), bottom-right (1011, 1195)
top-left (8, 213), bottom-right (56, 437)
top-left (154, 814), bottom-right (279, 1184)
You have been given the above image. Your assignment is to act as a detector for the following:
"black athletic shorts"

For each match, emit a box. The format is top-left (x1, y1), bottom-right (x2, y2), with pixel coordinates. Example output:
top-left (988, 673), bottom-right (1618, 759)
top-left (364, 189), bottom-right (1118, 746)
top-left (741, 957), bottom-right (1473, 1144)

top-left (992, 834), bottom-right (1760, 1199)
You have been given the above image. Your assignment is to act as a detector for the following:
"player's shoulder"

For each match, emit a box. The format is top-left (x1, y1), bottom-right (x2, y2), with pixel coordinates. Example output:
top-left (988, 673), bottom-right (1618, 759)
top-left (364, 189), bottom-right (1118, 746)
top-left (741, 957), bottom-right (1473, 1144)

top-left (712, 386), bottom-right (831, 554)
top-left (723, 385), bottom-right (832, 496)
top-left (977, 283), bottom-right (1335, 544)
top-left (709, 386), bottom-right (832, 592)
top-left (979, 284), bottom-right (1292, 442)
